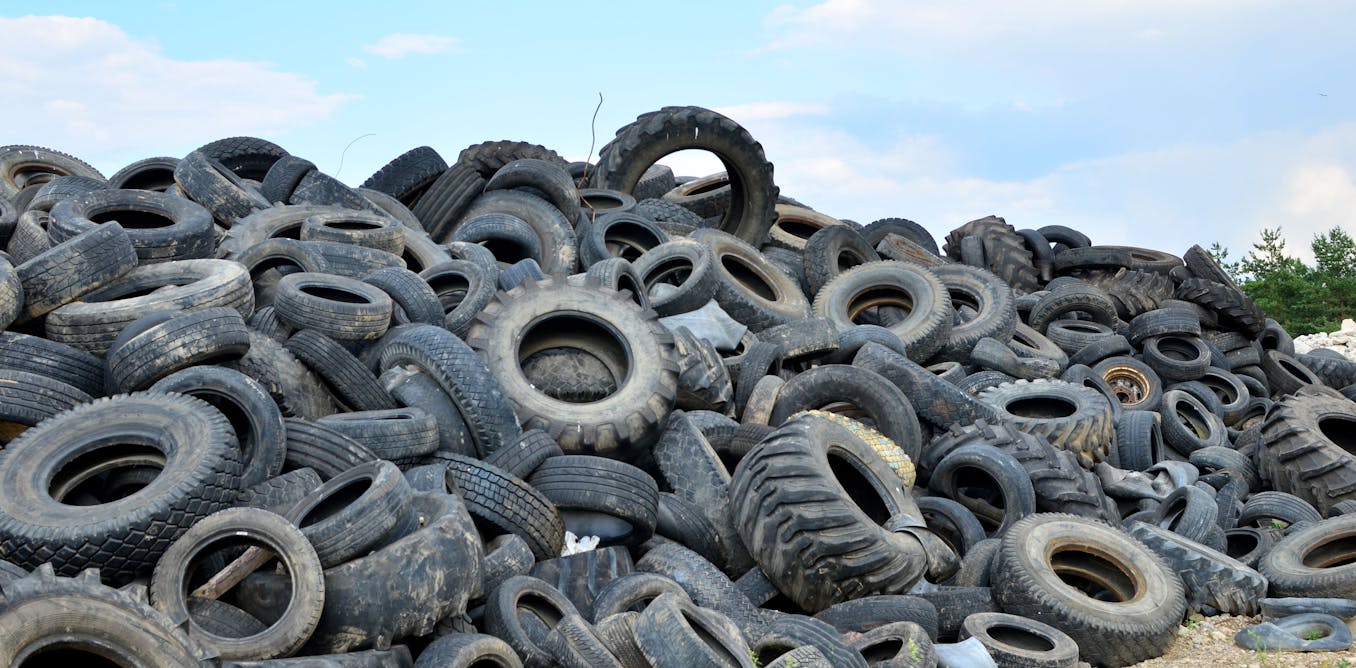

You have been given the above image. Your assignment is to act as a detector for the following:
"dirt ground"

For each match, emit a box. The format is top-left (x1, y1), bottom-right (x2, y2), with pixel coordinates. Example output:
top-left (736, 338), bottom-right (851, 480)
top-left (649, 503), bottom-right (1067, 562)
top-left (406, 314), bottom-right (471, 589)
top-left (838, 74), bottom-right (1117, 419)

top-left (1129, 614), bottom-right (1356, 668)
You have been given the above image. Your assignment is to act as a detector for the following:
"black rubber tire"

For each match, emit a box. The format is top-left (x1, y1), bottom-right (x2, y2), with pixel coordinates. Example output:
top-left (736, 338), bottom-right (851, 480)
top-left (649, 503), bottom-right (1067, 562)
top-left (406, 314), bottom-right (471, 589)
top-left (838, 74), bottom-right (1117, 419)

top-left (414, 633), bottom-right (522, 668)
top-left (449, 211), bottom-right (541, 266)
top-left (1188, 446), bottom-right (1260, 494)
top-left (589, 572), bottom-right (691, 622)
top-left (528, 455), bottom-right (659, 547)
top-left (1174, 277), bottom-right (1265, 337)
top-left (1223, 526), bottom-right (1276, 569)
top-left (751, 613), bottom-right (867, 668)
top-left (49, 188), bottom-right (215, 263)
top-left (299, 209), bottom-right (404, 255)
top-left (1158, 389), bottom-right (1228, 455)
top-left (1126, 520), bottom-right (1266, 616)
top-left (959, 611), bottom-right (1080, 668)
top-left (802, 224), bottom-right (880, 297)
top-left (596, 106), bottom-right (777, 245)
top-left (285, 460), bottom-right (413, 568)
top-left (1153, 485), bottom-right (1226, 551)
top-left (483, 429), bottom-right (564, 479)
top-left (654, 493), bottom-right (727, 571)
top-left (766, 203), bottom-right (843, 252)
top-left (931, 262), bottom-right (1018, 362)
top-left (272, 272), bottom-right (392, 342)
top-left (105, 158), bottom-right (174, 193)
top-left (847, 621), bottom-right (935, 667)
top-left (483, 574), bottom-right (581, 668)
top-left (150, 365), bottom-right (286, 488)
top-left (1297, 352), bottom-right (1356, 390)
top-left (5, 211), bottom-right (52, 265)
top-left (105, 306), bottom-right (251, 392)
top-left (174, 149), bottom-right (271, 224)
top-left (633, 541), bottom-right (765, 636)
top-left (813, 260), bottom-right (952, 363)
top-left (1252, 388), bottom-right (1356, 515)
top-left (185, 597), bottom-right (267, 639)
top-left (0, 369), bottom-right (92, 444)
top-left (482, 533), bottom-right (536, 598)
top-left (1259, 350), bottom-right (1322, 396)
top-left (672, 326), bottom-right (735, 413)
top-left (150, 507), bottom-right (324, 660)
top-left (584, 257), bottom-right (650, 310)
top-left (692, 228), bottom-right (811, 331)
top-left (929, 444), bottom-right (1037, 535)
top-left (541, 613), bottom-right (623, 668)
top-left (1026, 284), bottom-right (1118, 334)
top-left (1128, 307), bottom-right (1201, 345)
top-left (925, 420), bottom-right (1118, 523)
top-left (1047, 320), bottom-right (1118, 357)
top-left (229, 331), bottom-right (338, 420)
top-left (976, 379), bottom-right (1115, 469)
top-left (956, 538), bottom-right (1000, 587)
top-left (990, 513), bottom-right (1186, 667)
top-left (1005, 321), bottom-right (1069, 369)
top-left (634, 593), bottom-right (753, 668)
top-left (16, 219), bottom-right (138, 321)
top-left (1259, 514), bottom-right (1356, 599)
top-left (195, 136), bottom-right (286, 180)
top-left (0, 564), bottom-right (210, 665)
top-left (465, 277), bottom-right (675, 459)
top-left (360, 266), bottom-right (445, 327)
top-left (631, 238), bottom-right (717, 317)
top-left (362, 145), bottom-right (447, 204)
top-left (0, 392), bottom-right (242, 581)
top-left (415, 259), bottom-right (495, 336)
top-left (1052, 246), bottom-right (1133, 273)
top-left (852, 341), bottom-right (1001, 429)
top-left (285, 329), bottom-right (396, 411)
top-left (1114, 410), bottom-right (1163, 472)
top-left (813, 595), bottom-right (938, 637)
top-left (593, 613), bottom-right (647, 668)
top-left (379, 324), bottom-right (521, 457)
top-left (943, 216), bottom-right (1040, 295)
top-left (410, 163), bottom-right (487, 242)
top-left (767, 364), bottom-right (923, 461)
top-left (730, 412), bottom-right (930, 612)
top-left (459, 190), bottom-right (578, 274)
top-left (47, 259), bottom-right (253, 356)
top-left (579, 210), bottom-right (668, 268)
top-left (440, 453), bottom-right (564, 560)
top-left (0, 145), bottom-right (105, 198)
top-left (282, 418), bottom-right (378, 480)
top-left (238, 468), bottom-right (322, 514)
top-left (1195, 367), bottom-right (1252, 426)
top-left (1236, 491), bottom-right (1323, 529)
top-left (916, 494), bottom-right (988, 558)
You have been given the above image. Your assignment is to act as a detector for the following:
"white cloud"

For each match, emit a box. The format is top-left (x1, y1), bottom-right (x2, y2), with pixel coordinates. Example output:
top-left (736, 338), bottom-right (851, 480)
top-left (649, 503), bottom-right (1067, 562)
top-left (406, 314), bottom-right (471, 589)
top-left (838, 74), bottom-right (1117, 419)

top-left (0, 15), bottom-right (350, 172)
top-left (346, 57), bottom-right (368, 69)
top-left (714, 102), bottom-right (830, 122)
top-left (362, 33), bottom-right (457, 59)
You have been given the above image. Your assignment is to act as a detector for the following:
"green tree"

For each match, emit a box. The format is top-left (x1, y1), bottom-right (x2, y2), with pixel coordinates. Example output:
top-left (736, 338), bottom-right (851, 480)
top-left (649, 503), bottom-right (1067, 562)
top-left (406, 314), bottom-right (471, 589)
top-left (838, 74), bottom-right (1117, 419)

top-left (1213, 226), bottom-right (1356, 335)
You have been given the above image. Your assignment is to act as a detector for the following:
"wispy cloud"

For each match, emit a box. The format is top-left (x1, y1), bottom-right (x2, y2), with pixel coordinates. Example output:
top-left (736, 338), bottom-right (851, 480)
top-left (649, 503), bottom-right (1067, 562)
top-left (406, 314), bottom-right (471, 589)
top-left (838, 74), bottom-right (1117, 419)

top-left (0, 15), bottom-right (351, 169)
top-left (362, 33), bottom-right (457, 59)
top-left (714, 102), bottom-right (830, 122)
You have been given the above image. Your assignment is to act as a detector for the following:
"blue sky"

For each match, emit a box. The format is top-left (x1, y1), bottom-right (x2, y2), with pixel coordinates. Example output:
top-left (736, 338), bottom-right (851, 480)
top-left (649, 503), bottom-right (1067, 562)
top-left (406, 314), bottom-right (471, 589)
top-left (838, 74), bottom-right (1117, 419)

top-left (3, 1), bottom-right (1354, 262)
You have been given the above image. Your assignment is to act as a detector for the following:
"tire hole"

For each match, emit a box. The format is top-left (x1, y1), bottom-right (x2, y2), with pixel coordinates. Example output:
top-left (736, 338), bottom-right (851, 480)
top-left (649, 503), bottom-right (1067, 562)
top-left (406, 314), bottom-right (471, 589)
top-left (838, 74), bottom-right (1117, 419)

top-left (1319, 416), bottom-right (1356, 457)
top-left (48, 443), bottom-right (166, 506)
top-left (988, 623), bottom-right (1056, 652)
top-left (91, 209), bottom-right (175, 229)
top-left (1301, 534), bottom-right (1356, 569)
top-left (17, 645), bottom-right (128, 667)
top-left (827, 449), bottom-right (892, 524)
top-left (1004, 397), bottom-right (1077, 419)
top-left (1048, 546), bottom-right (1139, 603)
top-left (517, 314), bottom-right (630, 403)
top-left (720, 254), bottom-right (777, 302)
top-left (298, 285), bottom-right (371, 305)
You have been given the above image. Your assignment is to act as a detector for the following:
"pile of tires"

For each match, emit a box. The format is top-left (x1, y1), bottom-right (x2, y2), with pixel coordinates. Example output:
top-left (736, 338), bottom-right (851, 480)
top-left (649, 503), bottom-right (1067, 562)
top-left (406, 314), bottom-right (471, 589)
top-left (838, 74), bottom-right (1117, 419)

top-left (0, 107), bottom-right (1352, 665)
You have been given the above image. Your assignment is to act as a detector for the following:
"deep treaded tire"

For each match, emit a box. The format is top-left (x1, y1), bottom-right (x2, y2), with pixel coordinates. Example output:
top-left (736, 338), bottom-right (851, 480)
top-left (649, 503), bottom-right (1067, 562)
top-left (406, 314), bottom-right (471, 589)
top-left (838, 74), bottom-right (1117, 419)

top-left (991, 514), bottom-right (1186, 667)
top-left (942, 216), bottom-right (1040, 295)
top-left (1258, 389), bottom-right (1356, 516)
top-left (924, 420), bottom-right (1118, 522)
top-left (1175, 277), bottom-right (1266, 336)
top-left (362, 145), bottom-right (447, 204)
top-left (0, 393), bottom-right (242, 582)
top-left (1127, 521), bottom-right (1266, 616)
top-left (465, 276), bottom-right (677, 459)
top-left (595, 106), bottom-right (779, 245)
top-left (0, 565), bottom-right (211, 665)
top-left (379, 324), bottom-right (521, 457)
top-left (441, 453), bottom-right (565, 560)
top-left (977, 379), bottom-right (1116, 469)
top-left (730, 412), bottom-right (930, 612)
